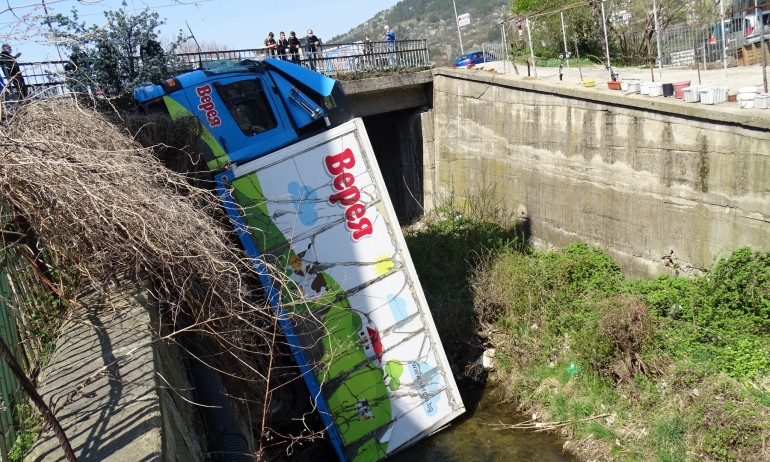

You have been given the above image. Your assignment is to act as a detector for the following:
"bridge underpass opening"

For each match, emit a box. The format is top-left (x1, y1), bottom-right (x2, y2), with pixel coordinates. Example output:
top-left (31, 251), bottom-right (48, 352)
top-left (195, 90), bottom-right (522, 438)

top-left (362, 108), bottom-right (425, 224)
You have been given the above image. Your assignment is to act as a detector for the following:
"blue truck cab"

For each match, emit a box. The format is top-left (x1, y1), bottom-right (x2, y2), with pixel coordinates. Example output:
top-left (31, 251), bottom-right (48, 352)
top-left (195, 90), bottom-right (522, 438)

top-left (133, 58), bottom-right (353, 170)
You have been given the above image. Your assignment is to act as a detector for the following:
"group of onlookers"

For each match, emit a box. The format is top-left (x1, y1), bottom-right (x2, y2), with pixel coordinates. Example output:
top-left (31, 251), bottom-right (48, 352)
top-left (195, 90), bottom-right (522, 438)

top-left (263, 30), bottom-right (322, 70)
top-left (263, 25), bottom-right (396, 72)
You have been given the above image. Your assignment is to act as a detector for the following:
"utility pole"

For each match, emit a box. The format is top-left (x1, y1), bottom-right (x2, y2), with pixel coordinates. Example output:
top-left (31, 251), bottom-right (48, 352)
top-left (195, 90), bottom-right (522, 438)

top-left (561, 12), bottom-right (570, 74)
top-left (758, 0), bottom-right (768, 92)
top-left (526, 18), bottom-right (537, 77)
top-left (600, 0), bottom-right (613, 80)
top-left (452, 0), bottom-right (464, 55)
top-left (653, 0), bottom-right (663, 80)
top-left (720, 0), bottom-right (728, 85)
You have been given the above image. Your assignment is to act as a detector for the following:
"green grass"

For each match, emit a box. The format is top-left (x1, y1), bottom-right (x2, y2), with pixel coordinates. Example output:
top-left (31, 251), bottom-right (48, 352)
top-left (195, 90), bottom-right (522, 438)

top-left (653, 416), bottom-right (687, 462)
top-left (471, 240), bottom-right (770, 461)
top-left (8, 404), bottom-right (41, 462)
top-left (510, 56), bottom-right (597, 68)
top-left (404, 199), bottom-right (769, 461)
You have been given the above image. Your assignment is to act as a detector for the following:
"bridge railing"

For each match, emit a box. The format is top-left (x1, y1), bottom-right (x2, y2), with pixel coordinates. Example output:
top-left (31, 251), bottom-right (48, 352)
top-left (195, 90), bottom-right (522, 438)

top-left (2, 59), bottom-right (70, 100)
top-left (314, 39), bottom-right (430, 75)
top-left (6, 39), bottom-right (431, 100)
top-left (177, 39), bottom-right (430, 75)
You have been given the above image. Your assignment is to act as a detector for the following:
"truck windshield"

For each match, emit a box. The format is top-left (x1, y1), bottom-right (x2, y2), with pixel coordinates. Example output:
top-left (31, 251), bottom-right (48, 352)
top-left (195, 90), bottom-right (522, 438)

top-left (218, 79), bottom-right (278, 136)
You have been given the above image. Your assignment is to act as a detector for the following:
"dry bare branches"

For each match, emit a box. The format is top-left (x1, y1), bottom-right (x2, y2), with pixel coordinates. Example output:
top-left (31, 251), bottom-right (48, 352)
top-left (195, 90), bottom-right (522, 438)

top-left (1, 94), bottom-right (284, 399)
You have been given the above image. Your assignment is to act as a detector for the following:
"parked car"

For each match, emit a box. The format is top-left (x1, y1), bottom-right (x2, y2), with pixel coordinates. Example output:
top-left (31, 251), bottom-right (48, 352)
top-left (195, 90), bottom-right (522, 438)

top-left (452, 50), bottom-right (496, 68)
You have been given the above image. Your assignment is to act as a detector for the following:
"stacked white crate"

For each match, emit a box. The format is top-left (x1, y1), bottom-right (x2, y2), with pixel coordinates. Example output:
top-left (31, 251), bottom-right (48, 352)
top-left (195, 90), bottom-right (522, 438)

top-left (648, 83), bottom-right (664, 97)
top-left (699, 87), bottom-right (716, 105)
top-left (683, 86), bottom-right (700, 103)
top-left (755, 94), bottom-right (770, 109)
top-left (738, 87), bottom-right (759, 108)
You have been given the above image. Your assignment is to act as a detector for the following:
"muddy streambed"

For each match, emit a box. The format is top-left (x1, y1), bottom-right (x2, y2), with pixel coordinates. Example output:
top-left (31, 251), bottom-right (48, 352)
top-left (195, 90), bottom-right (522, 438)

top-left (397, 384), bottom-right (575, 461)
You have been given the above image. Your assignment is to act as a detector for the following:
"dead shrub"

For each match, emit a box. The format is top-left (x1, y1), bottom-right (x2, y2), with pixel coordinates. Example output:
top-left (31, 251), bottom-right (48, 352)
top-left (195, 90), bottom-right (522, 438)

top-left (123, 112), bottom-right (212, 186)
top-left (596, 294), bottom-right (654, 384)
top-left (0, 98), bottom-right (302, 454)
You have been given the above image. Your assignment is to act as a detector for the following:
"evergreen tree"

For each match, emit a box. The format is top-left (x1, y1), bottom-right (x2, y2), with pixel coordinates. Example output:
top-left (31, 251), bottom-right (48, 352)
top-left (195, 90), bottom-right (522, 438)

top-left (47, 1), bottom-right (186, 107)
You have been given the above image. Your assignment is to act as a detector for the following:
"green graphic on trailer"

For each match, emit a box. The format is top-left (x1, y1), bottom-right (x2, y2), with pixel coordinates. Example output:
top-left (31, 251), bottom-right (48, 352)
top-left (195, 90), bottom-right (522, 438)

top-left (230, 174), bottom-right (404, 461)
top-left (162, 95), bottom-right (232, 170)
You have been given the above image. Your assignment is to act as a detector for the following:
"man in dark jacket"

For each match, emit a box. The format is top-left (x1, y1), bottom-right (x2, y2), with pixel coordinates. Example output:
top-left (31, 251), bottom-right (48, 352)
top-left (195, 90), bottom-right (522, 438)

top-left (305, 29), bottom-right (321, 71)
top-left (288, 31), bottom-right (301, 64)
top-left (276, 32), bottom-right (289, 60)
top-left (1, 44), bottom-right (28, 98)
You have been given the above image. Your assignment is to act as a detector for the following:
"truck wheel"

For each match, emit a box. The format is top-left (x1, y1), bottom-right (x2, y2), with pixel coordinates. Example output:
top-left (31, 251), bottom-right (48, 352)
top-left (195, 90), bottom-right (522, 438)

top-left (267, 367), bottom-right (310, 428)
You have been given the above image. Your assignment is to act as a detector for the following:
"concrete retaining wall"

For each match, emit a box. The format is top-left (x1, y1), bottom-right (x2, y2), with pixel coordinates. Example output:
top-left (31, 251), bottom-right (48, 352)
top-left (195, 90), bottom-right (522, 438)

top-left (26, 281), bottom-right (202, 462)
top-left (427, 68), bottom-right (770, 277)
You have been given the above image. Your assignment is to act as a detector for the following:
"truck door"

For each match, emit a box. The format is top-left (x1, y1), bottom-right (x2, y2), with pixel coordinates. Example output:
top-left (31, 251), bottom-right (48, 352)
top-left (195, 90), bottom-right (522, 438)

top-left (190, 75), bottom-right (298, 165)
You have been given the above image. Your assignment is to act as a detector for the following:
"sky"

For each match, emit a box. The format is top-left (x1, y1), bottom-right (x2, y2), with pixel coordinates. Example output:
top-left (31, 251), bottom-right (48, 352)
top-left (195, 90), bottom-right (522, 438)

top-left (1, 0), bottom-right (403, 62)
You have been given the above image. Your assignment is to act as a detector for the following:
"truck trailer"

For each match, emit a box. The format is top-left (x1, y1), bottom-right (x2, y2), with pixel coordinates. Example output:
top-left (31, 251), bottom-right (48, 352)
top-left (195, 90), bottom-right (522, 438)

top-left (133, 58), bottom-right (464, 461)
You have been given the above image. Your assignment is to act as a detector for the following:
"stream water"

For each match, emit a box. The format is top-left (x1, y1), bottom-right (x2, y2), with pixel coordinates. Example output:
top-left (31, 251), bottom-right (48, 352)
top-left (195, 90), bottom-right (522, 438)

top-left (396, 384), bottom-right (575, 462)
top-left (289, 382), bottom-right (575, 461)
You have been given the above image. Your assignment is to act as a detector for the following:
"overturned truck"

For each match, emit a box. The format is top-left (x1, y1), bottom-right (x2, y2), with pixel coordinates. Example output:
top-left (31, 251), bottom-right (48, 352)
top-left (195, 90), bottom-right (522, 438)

top-left (133, 58), bottom-right (464, 461)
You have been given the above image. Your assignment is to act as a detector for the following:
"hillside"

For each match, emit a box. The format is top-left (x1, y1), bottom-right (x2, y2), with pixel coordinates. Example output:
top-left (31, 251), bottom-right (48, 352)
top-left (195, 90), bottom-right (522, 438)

top-left (329, 0), bottom-right (512, 66)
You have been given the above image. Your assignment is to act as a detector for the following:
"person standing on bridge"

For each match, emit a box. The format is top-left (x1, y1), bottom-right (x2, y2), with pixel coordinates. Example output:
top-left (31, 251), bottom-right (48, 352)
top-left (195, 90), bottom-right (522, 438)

top-left (1, 44), bottom-right (28, 99)
top-left (363, 35), bottom-right (374, 69)
top-left (288, 31), bottom-right (301, 64)
top-left (384, 25), bottom-right (396, 66)
top-left (305, 29), bottom-right (321, 72)
top-left (264, 32), bottom-right (277, 57)
top-left (276, 32), bottom-right (289, 60)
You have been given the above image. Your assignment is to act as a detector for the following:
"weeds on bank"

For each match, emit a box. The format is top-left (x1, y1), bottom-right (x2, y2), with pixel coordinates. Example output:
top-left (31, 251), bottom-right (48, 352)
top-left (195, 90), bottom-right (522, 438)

top-left (8, 404), bottom-right (41, 462)
top-left (474, 243), bottom-right (770, 461)
top-left (402, 192), bottom-right (525, 363)
top-left (404, 197), bottom-right (770, 462)
top-left (512, 57), bottom-right (596, 68)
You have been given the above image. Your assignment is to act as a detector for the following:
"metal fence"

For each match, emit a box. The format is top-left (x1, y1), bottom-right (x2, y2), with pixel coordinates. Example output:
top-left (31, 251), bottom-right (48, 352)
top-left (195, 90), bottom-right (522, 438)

top-left (501, 2), bottom-right (769, 71)
top-left (0, 217), bottom-right (49, 460)
top-left (177, 39), bottom-right (430, 75)
top-left (4, 39), bottom-right (431, 100)
top-left (1, 60), bottom-right (70, 101)
top-left (616, 23), bottom-right (769, 68)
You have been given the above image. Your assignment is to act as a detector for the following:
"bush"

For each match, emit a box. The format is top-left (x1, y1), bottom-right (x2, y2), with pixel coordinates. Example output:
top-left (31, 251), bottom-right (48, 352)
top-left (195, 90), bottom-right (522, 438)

top-left (695, 247), bottom-right (770, 336)
top-left (473, 240), bottom-right (769, 461)
top-left (594, 294), bottom-right (654, 382)
top-left (629, 248), bottom-right (770, 379)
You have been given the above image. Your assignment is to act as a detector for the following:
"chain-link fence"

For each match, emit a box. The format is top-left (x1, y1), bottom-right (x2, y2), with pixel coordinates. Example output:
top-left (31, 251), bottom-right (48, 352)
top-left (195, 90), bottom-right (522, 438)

top-left (473, 2), bottom-right (770, 91)
top-left (499, 1), bottom-right (769, 71)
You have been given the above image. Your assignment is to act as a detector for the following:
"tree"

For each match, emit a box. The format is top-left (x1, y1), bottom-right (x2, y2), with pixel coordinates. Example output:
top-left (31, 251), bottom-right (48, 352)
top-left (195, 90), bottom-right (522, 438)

top-left (47, 1), bottom-right (186, 107)
top-left (508, 0), bottom-right (718, 65)
top-left (509, 0), bottom-right (606, 61)
top-left (171, 39), bottom-right (230, 55)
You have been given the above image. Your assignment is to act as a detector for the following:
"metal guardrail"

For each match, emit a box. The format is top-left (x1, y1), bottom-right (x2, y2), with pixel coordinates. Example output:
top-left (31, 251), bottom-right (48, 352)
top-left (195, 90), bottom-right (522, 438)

top-left (176, 39), bottom-right (430, 75)
top-left (4, 39), bottom-right (431, 100)
top-left (613, 23), bottom-right (769, 68)
top-left (1, 59), bottom-right (69, 101)
top-left (0, 232), bottom-right (44, 460)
